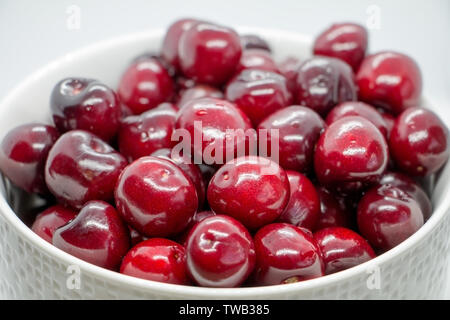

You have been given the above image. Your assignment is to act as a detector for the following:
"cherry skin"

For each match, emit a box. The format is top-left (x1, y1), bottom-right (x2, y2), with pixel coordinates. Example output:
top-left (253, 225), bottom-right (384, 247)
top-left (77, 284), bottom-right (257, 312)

top-left (207, 156), bottom-right (290, 230)
top-left (31, 205), bottom-right (78, 243)
top-left (378, 110), bottom-right (396, 138)
top-left (240, 34), bottom-right (271, 52)
top-left (313, 23), bottom-right (368, 72)
top-left (226, 69), bottom-right (292, 126)
top-left (45, 130), bottom-right (127, 209)
top-left (314, 116), bottom-right (388, 195)
top-left (235, 49), bottom-right (279, 74)
top-left (178, 22), bottom-right (242, 86)
top-left (315, 186), bottom-right (353, 231)
top-left (277, 171), bottom-right (320, 231)
top-left (177, 84), bottom-right (223, 109)
top-left (357, 185), bottom-right (424, 251)
top-left (314, 227), bottom-right (376, 274)
top-left (115, 156), bottom-right (198, 237)
top-left (278, 56), bottom-right (302, 96)
top-left (185, 215), bottom-right (255, 287)
top-left (50, 78), bottom-right (121, 142)
top-left (118, 103), bottom-right (178, 162)
top-left (296, 56), bottom-right (357, 117)
top-left (175, 98), bottom-right (254, 166)
top-left (176, 210), bottom-right (217, 247)
top-left (53, 200), bottom-right (130, 270)
top-left (128, 226), bottom-right (148, 247)
top-left (258, 105), bottom-right (325, 173)
top-left (356, 51), bottom-right (422, 115)
top-left (326, 101), bottom-right (389, 138)
top-left (389, 107), bottom-right (449, 176)
top-left (118, 57), bottom-right (174, 115)
top-left (0, 123), bottom-right (59, 194)
top-left (120, 238), bottom-right (188, 285)
top-left (253, 223), bottom-right (325, 286)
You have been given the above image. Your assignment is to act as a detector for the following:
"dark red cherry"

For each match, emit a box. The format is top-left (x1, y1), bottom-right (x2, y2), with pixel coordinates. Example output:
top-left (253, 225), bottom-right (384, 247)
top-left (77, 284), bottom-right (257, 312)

top-left (277, 171), bottom-right (320, 231)
top-left (356, 51), bottom-right (422, 115)
top-left (226, 69), bottom-right (292, 126)
top-left (253, 223), bottom-right (324, 286)
top-left (118, 57), bottom-right (174, 115)
top-left (115, 156), bottom-right (198, 237)
top-left (296, 56), bottom-right (357, 117)
top-left (45, 130), bottom-right (127, 209)
top-left (314, 116), bottom-right (388, 195)
top-left (357, 185), bottom-right (424, 251)
top-left (177, 84), bottom-right (223, 109)
top-left (389, 107), bottom-right (449, 176)
top-left (31, 205), bottom-right (78, 243)
top-left (185, 215), bottom-right (255, 287)
top-left (0, 123), bottom-right (59, 194)
top-left (208, 156), bottom-right (290, 230)
top-left (314, 227), bottom-right (375, 274)
top-left (120, 238), bottom-right (188, 285)
top-left (178, 22), bottom-right (242, 86)
top-left (175, 98), bottom-right (254, 166)
top-left (258, 105), bottom-right (325, 173)
top-left (240, 34), bottom-right (271, 52)
top-left (50, 78), bottom-right (121, 142)
top-left (53, 200), bottom-right (130, 270)
top-left (118, 103), bottom-right (178, 162)
top-left (315, 186), bottom-right (353, 231)
top-left (235, 49), bottom-right (279, 74)
top-left (326, 101), bottom-right (389, 138)
top-left (278, 56), bottom-right (302, 96)
top-left (313, 23), bottom-right (368, 72)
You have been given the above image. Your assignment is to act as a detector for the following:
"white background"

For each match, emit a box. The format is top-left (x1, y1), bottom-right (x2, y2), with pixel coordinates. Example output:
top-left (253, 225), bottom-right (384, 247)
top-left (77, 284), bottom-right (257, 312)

top-left (0, 0), bottom-right (449, 298)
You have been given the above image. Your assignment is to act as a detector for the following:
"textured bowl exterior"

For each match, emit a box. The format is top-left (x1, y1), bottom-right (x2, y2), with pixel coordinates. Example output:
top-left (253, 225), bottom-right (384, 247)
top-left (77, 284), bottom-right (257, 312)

top-left (0, 28), bottom-right (449, 299)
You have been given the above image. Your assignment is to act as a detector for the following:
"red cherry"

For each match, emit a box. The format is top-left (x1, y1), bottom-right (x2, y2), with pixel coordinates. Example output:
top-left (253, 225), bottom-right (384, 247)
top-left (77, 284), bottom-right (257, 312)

top-left (314, 186), bottom-right (353, 231)
top-left (356, 51), bottom-right (422, 115)
top-left (235, 49), bottom-right (279, 74)
top-left (357, 185), bottom-right (424, 251)
top-left (45, 130), bottom-right (127, 209)
top-left (389, 107), bottom-right (449, 176)
top-left (314, 227), bottom-right (375, 274)
top-left (278, 56), bottom-right (302, 96)
top-left (313, 23), bottom-right (368, 72)
top-left (53, 200), bottom-right (130, 270)
top-left (185, 215), bottom-right (255, 287)
top-left (253, 223), bottom-right (324, 286)
top-left (175, 210), bottom-right (216, 246)
top-left (115, 156), bottom-right (198, 237)
top-left (314, 116), bottom-right (388, 194)
top-left (296, 56), bottom-right (357, 117)
top-left (277, 171), bottom-right (320, 231)
top-left (118, 57), bottom-right (174, 115)
top-left (178, 22), bottom-right (242, 86)
top-left (378, 109), bottom-right (396, 138)
top-left (226, 69), bottom-right (292, 126)
top-left (240, 34), bottom-right (271, 52)
top-left (120, 238), bottom-right (188, 285)
top-left (258, 105), bottom-right (325, 173)
top-left (118, 103), bottom-right (178, 162)
top-left (0, 123), bottom-right (59, 194)
top-left (207, 156), bottom-right (290, 230)
top-left (177, 84), bottom-right (223, 109)
top-left (31, 205), bottom-right (78, 243)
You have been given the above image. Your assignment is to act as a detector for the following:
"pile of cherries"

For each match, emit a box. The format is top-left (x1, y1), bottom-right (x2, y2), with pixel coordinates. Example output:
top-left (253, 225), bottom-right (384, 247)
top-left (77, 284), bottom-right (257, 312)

top-left (0, 19), bottom-right (448, 288)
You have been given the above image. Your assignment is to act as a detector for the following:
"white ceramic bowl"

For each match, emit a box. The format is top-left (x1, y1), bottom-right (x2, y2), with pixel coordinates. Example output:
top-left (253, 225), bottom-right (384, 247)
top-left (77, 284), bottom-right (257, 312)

top-left (0, 28), bottom-right (449, 299)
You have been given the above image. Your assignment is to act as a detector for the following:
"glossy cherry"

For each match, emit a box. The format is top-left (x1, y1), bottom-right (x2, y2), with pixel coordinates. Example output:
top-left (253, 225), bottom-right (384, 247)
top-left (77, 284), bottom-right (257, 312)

top-left (118, 102), bottom-right (178, 162)
top-left (185, 215), bottom-right (255, 287)
top-left (277, 171), bottom-right (320, 231)
top-left (235, 49), bottom-right (279, 74)
top-left (118, 57), bottom-right (174, 115)
top-left (53, 200), bottom-right (130, 270)
top-left (315, 186), bottom-right (353, 231)
top-left (296, 56), bottom-right (357, 117)
top-left (120, 238), bottom-right (188, 285)
top-left (278, 56), bottom-right (302, 96)
top-left (31, 205), bottom-right (78, 243)
top-left (178, 22), bottom-right (242, 86)
top-left (240, 34), bottom-right (271, 52)
top-left (314, 227), bottom-right (375, 274)
top-left (45, 130), bottom-right (127, 209)
top-left (389, 107), bottom-right (449, 176)
top-left (226, 69), bottom-right (292, 126)
top-left (313, 23), bottom-right (368, 72)
top-left (207, 156), bottom-right (290, 230)
top-left (253, 223), bottom-right (325, 286)
top-left (258, 105), bottom-right (325, 173)
top-left (177, 84), bottom-right (223, 109)
top-left (0, 123), bottom-right (59, 194)
top-left (314, 116), bottom-right (388, 194)
top-left (356, 51), bottom-right (422, 115)
top-left (357, 185), bottom-right (424, 251)
top-left (115, 156), bottom-right (198, 237)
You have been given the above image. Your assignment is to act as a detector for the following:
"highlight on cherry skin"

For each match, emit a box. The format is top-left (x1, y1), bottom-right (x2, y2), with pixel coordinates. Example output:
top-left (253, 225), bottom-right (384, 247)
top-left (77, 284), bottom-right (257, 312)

top-left (0, 17), bottom-right (448, 289)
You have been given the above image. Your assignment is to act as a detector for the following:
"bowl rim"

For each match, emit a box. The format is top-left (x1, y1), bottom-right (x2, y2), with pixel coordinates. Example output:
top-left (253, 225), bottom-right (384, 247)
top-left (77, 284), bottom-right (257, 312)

top-left (0, 26), bottom-right (449, 299)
